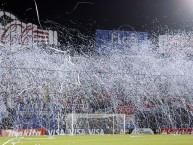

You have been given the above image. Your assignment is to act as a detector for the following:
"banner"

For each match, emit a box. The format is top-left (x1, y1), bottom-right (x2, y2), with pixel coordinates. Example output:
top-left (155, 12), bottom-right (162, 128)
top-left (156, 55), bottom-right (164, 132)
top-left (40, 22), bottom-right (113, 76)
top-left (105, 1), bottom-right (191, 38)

top-left (46, 128), bottom-right (105, 135)
top-left (160, 128), bottom-right (193, 134)
top-left (131, 128), bottom-right (154, 134)
top-left (14, 110), bottom-right (59, 130)
top-left (159, 34), bottom-right (193, 54)
top-left (96, 29), bottom-right (148, 55)
top-left (0, 10), bottom-right (58, 46)
top-left (1, 128), bottom-right (46, 137)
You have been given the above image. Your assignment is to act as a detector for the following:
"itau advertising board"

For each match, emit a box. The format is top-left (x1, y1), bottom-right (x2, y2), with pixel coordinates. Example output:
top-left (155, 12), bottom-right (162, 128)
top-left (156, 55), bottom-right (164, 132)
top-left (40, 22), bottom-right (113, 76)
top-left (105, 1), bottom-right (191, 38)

top-left (96, 29), bottom-right (148, 55)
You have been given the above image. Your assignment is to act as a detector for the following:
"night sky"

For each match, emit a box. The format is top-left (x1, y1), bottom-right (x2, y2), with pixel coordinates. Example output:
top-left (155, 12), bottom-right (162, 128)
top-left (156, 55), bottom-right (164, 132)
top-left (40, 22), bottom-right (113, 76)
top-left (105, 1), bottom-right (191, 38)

top-left (1, 0), bottom-right (193, 39)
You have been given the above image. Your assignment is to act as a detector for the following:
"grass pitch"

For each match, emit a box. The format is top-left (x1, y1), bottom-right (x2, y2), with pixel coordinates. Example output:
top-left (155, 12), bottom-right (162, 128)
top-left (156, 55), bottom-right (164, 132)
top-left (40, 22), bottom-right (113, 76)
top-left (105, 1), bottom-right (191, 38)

top-left (0, 134), bottom-right (193, 145)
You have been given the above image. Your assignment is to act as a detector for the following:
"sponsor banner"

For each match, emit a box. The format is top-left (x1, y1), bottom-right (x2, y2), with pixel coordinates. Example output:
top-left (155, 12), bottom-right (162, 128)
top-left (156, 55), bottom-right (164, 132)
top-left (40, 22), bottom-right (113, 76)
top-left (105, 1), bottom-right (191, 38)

top-left (0, 10), bottom-right (58, 46)
top-left (96, 29), bottom-right (148, 55)
top-left (46, 128), bottom-right (125, 135)
top-left (1, 128), bottom-right (46, 137)
top-left (160, 128), bottom-right (193, 134)
top-left (131, 128), bottom-right (154, 134)
top-left (46, 129), bottom-right (105, 135)
top-left (159, 34), bottom-right (193, 54)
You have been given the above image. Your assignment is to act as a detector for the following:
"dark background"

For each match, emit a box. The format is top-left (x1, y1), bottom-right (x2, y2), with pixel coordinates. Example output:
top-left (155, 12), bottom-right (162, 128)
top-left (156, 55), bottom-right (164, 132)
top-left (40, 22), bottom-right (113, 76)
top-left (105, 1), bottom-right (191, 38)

top-left (1, 0), bottom-right (193, 43)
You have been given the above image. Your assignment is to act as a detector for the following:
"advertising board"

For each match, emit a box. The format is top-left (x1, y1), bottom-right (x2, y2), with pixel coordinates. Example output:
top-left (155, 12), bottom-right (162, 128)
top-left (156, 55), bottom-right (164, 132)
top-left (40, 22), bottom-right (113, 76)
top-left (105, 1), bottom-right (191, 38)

top-left (0, 10), bottom-right (58, 46)
top-left (1, 128), bottom-right (46, 137)
top-left (160, 128), bottom-right (193, 134)
top-left (96, 29), bottom-right (148, 55)
top-left (131, 128), bottom-right (154, 134)
top-left (159, 34), bottom-right (193, 54)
